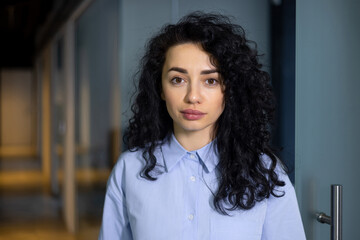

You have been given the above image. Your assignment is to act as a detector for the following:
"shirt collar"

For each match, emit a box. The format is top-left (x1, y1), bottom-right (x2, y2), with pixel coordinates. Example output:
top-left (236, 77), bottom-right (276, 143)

top-left (160, 134), bottom-right (219, 173)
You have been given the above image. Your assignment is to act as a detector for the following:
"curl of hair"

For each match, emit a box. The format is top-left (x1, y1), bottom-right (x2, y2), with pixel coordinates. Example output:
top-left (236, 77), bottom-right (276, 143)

top-left (124, 12), bottom-right (285, 214)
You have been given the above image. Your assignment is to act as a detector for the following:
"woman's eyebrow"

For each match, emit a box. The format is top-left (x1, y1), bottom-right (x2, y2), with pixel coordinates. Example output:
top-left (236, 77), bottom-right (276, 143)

top-left (167, 67), bottom-right (218, 75)
top-left (168, 67), bottom-right (187, 73)
top-left (200, 69), bottom-right (219, 75)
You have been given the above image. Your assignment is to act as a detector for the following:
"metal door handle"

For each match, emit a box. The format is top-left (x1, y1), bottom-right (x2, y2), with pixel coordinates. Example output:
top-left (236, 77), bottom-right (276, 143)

top-left (316, 184), bottom-right (342, 240)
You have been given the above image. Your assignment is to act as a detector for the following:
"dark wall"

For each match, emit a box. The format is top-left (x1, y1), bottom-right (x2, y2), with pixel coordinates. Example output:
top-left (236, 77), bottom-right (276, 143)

top-left (271, 0), bottom-right (296, 182)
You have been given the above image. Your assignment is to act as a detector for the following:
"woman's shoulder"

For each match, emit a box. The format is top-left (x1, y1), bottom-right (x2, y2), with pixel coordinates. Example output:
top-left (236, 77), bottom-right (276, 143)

top-left (260, 153), bottom-right (286, 174)
top-left (118, 148), bottom-right (143, 161)
top-left (106, 149), bottom-right (147, 188)
top-left (113, 149), bottom-right (144, 171)
top-left (260, 154), bottom-right (305, 238)
top-left (260, 153), bottom-right (292, 189)
top-left (112, 145), bottom-right (163, 174)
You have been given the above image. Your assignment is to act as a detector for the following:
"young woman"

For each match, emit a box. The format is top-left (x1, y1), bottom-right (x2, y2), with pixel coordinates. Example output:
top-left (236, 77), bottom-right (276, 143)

top-left (99, 12), bottom-right (306, 240)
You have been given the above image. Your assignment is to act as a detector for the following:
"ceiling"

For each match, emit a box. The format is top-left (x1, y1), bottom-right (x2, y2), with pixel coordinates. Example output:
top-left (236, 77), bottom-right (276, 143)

top-left (0, 0), bottom-right (81, 68)
top-left (0, 0), bottom-right (54, 68)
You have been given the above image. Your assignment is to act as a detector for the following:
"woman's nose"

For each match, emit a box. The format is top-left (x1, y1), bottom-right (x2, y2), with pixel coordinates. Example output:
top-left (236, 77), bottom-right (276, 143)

top-left (185, 82), bottom-right (202, 104)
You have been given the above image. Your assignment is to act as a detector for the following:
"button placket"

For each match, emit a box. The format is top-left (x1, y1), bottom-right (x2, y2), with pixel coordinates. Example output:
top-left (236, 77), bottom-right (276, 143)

top-left (183, 151), bottom-right (200, 239)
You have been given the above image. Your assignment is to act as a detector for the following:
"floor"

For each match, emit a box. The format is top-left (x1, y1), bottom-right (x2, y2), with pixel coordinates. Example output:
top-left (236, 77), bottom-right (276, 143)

top-left (0, 158), bottom-right (110, 240)
top-left (0, 218), bottom-right (101, 240)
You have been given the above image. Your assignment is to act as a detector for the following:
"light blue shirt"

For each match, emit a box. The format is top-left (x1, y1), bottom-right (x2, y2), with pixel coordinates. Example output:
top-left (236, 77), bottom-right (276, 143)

top-left (99, 135), bottom-right (306, 240)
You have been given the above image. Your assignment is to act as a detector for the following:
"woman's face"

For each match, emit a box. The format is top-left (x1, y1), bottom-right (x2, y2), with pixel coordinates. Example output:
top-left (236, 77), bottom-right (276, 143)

top-left (161, 43), bottom-right (225, 139)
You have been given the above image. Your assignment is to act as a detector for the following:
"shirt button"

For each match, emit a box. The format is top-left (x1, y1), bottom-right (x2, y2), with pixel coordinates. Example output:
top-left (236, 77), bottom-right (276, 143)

top-left (188, 214), bottom-right (194, 221)
top-left (190, 176), bottom-right (196, 182)
top-left (190, 154), bottom-right (196, 159)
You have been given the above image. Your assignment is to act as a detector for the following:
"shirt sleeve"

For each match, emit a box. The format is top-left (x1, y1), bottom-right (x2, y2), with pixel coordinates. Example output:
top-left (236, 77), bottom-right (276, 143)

top-left (261, 170), bottom-right (306, 240)
top-left (98, 158), bottom-right (133, 240)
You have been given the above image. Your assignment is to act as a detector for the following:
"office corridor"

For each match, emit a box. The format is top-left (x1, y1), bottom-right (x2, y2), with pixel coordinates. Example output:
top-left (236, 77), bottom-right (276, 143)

top-left (0, 157), bottom-right (108, 240)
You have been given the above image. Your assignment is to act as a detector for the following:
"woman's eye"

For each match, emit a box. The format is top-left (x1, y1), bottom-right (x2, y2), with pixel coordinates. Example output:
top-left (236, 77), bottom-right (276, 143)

top-left (170, 77), bottom-right (184, 85)
top-left (205, 78), bottom-right (218, 86)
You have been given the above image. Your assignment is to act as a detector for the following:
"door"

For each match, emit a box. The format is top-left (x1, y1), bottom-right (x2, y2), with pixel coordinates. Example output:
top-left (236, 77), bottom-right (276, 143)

top-left (0, 69), bottom-right (36, 156)
top-left (295, 0), bottom-right (360, 239)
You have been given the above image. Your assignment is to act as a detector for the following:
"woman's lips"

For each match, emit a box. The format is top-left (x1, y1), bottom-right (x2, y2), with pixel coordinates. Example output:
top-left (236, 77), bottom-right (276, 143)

top-left (180, 109), bottom-right (206, 120)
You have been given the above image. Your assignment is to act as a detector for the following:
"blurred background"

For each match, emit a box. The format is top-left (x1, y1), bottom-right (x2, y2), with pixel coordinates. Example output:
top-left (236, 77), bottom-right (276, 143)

top-left (0, 0), bottom-right (359, 239)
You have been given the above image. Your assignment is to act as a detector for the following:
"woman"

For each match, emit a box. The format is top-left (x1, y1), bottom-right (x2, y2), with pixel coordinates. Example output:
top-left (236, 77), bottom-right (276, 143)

top-left (99, 12), bottom-right (306, 240)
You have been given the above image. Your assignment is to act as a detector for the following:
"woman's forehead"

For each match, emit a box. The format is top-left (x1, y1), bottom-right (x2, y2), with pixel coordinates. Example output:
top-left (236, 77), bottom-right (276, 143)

top-left (163, 43), bottom-right (216, 71)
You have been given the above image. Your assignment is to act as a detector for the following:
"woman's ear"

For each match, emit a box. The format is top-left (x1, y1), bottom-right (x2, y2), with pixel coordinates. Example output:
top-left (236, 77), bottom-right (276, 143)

top-left (161, 91), bottom-right (165, 100)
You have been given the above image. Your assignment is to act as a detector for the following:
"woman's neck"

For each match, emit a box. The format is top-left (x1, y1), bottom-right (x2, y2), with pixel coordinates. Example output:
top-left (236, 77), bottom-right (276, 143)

top-left (173, 129), bottom-right (213, 151)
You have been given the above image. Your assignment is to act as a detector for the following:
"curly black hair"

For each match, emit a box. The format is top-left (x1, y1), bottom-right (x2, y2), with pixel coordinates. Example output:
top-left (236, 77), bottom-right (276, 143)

top-left (125, 11), bottom-right (285, 214)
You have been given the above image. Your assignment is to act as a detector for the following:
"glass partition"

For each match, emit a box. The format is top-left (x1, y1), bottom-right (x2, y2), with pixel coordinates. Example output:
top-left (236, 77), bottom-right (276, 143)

top-left (74, 0), bottom-right (119, 228)
top-left (51, 35), bottom-right (65, 196)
